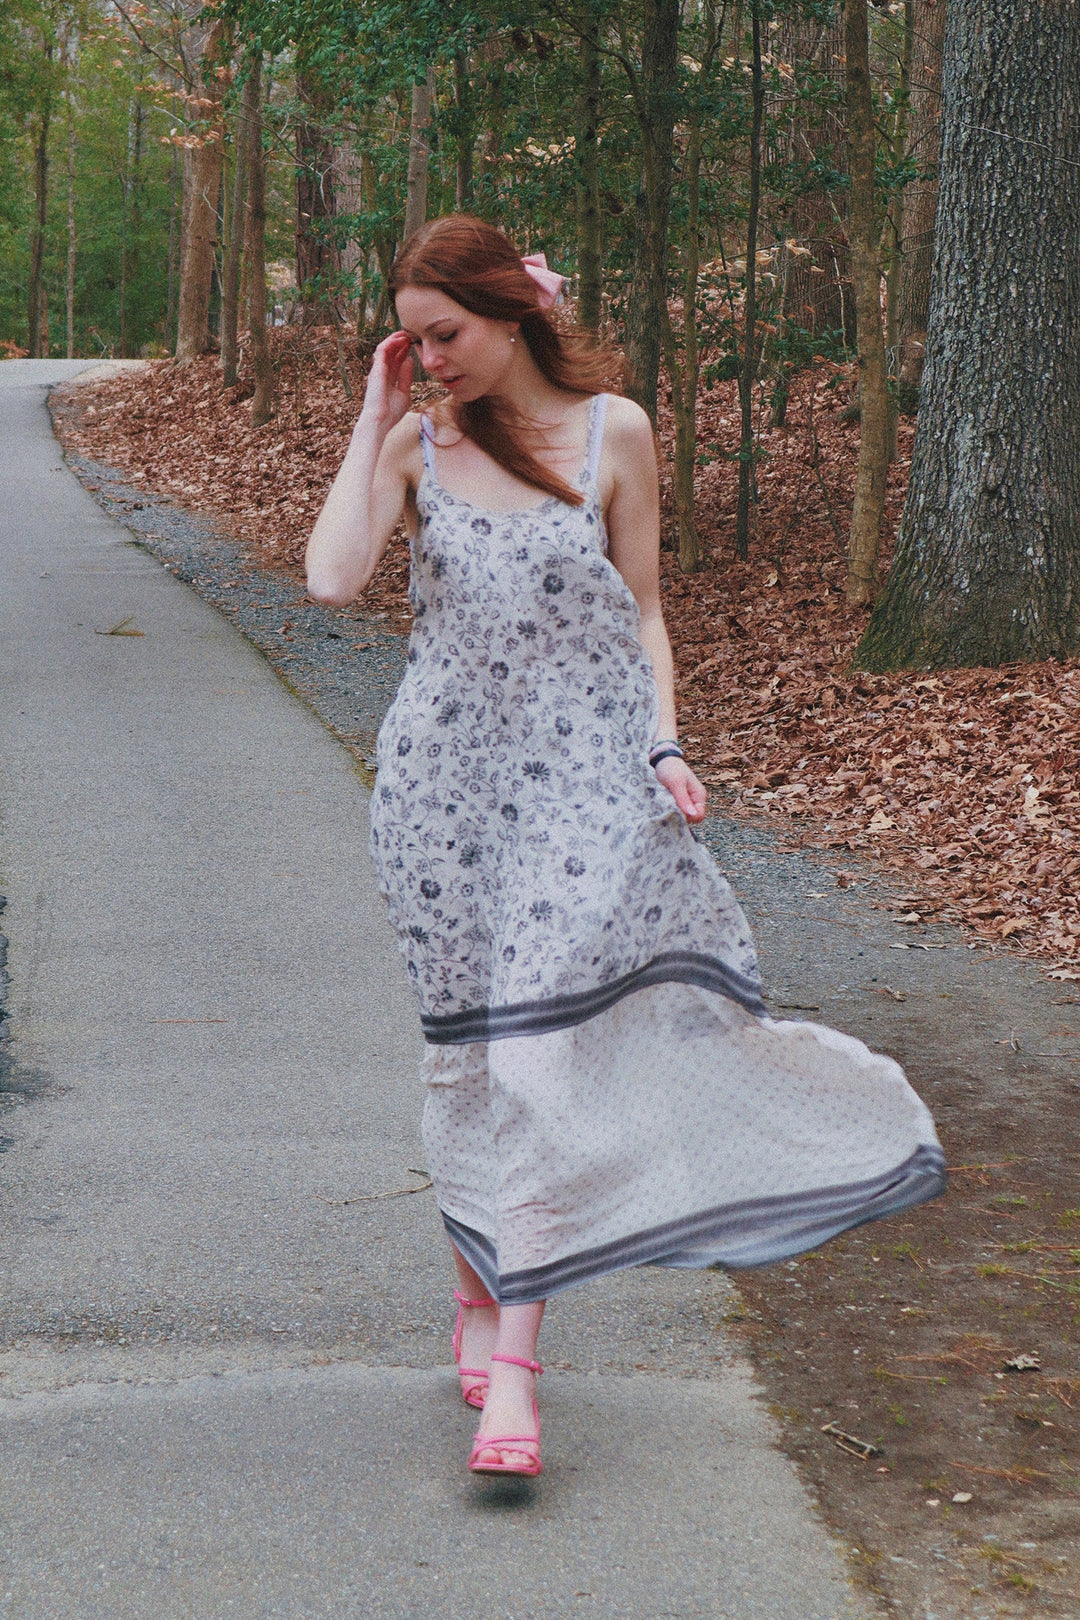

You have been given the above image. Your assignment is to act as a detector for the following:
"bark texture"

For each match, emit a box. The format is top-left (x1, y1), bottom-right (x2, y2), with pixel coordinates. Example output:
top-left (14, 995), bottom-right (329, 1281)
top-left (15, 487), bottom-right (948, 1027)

top-left (621, 0), bottom-right (678, 424)
top-left (857, 0), bottom-right (1080, 670)
top-left (735, 6), bottom-right (764, 561)
top-left (844, 0), bottom-right (889, 605)
top-left (28, 103), bottom-right (51, 357)
top-left (175, 20), bottom-right (227, 363)
top-left (221, 61), bottom-right (255, 386)
top-left (898, 0), bottom-right (946, 389)
top-left (403, 66), bottom-right (435, 242)
top-left (243, 56), bottom-right (274, 428)
top-left (295, 72), bottom-right (338, 309)
top-left (576, 14), bottom-right (602, 333)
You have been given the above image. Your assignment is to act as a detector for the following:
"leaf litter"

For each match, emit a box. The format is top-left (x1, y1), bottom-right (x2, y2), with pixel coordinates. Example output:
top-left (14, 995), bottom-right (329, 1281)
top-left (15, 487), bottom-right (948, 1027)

top-left (53, 337), bottom-right (1080, 971)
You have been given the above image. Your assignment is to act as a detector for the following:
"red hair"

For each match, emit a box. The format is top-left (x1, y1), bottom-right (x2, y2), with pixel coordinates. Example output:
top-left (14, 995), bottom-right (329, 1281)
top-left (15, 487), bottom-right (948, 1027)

top-left (389, 215), bottom-right (610, 506)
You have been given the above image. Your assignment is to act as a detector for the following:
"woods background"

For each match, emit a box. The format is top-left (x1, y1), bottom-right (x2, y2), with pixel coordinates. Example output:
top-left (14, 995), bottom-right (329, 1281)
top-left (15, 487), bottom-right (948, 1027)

top-left (2, 0), bottom-right (1078, 670)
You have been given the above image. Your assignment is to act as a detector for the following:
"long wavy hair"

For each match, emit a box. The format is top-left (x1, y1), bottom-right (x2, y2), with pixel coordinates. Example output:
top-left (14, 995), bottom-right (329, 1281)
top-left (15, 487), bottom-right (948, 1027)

top-left (389, 215), bottom-right (610, 506)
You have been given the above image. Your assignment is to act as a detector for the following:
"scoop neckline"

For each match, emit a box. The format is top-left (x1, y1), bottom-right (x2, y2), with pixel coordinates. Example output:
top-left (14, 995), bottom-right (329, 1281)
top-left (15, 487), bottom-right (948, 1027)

top-left (417, 467), bottom-right (594, 519)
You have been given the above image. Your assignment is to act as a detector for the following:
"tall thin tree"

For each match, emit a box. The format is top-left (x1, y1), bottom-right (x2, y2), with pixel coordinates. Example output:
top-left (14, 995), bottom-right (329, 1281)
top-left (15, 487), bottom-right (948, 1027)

top-left (844, 0), bottom-right (889, 604)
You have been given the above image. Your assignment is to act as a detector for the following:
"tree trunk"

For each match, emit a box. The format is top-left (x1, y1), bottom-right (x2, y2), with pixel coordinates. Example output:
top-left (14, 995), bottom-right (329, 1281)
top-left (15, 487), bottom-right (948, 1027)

top-left (175, 19), bottom-right (227, 362)
top-left (773, 18), bottom-right (851, 343)
top-left (453, 52), bottom-right (474, 211)
top-left (244, 55), bottom-right (274, 427)
top-left (856, 0), bottom-right (1080, 670)
top-left (621, 0), bottom-right (679, 425)
top-left (221, 62), bottom-right (253, 386)
top-left (661, 100), bottom-right (703, 572)
top-left (404, 65), bottom-right (435, 242)
top-left (844, 0), bottom-right (889, 605)
top-left (576, 10), bottom-right (602, 333)
top-left (119, 98), bottom-right (142, 357)
top-left (295, 71), bottom-right (338, 313)
top-left (735, 6), bottom-right (764, 561)
top-left (166, 141), bottom-right (179, 348)
top-left (66, 82), bottom-right (76, 358)
top-left (403, 66), bottom-right (433, 241)
top-left (884, 1), bottom-right (915, 461)
top-left (898, 0), bottom-right (946, 390)
top-left (28, 102), bottom-right (51, 358)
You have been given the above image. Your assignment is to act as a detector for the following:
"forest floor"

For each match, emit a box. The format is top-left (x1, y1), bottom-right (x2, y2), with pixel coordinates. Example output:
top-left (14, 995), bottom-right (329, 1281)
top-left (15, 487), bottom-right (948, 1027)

top-left (51, 337), bottom-right (1080, 1619)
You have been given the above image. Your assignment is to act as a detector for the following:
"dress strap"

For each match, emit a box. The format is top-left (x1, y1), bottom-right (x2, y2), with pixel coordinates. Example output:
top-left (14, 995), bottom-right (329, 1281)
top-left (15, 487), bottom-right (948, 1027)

top-left (419, 413), bottom-right (437, 479)
top-left (583, 392), bottom-right (609, 487)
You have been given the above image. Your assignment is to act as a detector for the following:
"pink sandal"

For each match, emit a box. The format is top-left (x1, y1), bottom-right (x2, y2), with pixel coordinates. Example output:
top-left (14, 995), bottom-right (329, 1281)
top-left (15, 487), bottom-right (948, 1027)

top-left (467, 1353), bottom-right (543, 1477)
top-left (451, 1288), bottom-right (496, 1409)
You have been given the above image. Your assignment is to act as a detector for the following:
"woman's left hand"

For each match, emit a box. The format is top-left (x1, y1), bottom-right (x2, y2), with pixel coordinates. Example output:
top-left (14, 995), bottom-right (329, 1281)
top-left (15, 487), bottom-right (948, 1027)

top-left (654, 756), bottom-right (707, 824)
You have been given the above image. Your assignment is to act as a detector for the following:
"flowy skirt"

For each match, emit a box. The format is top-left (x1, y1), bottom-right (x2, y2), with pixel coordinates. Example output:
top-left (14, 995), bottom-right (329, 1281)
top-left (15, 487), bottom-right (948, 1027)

top-left (421, 978), bottom-right (944, 1305)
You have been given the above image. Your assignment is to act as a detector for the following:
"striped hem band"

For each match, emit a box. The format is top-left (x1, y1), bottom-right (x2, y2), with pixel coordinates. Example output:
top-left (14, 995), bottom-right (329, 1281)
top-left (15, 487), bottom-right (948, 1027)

top-left (420, 949), bottom-right (768, 1044)
top-left (441, 1143), bottom-right (947, 1305)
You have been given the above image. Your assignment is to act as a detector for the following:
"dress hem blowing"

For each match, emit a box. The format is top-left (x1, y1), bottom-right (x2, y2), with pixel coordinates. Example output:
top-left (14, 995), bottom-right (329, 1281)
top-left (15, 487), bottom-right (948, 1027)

top-left (443, 1142), bottom-right (947, 1305)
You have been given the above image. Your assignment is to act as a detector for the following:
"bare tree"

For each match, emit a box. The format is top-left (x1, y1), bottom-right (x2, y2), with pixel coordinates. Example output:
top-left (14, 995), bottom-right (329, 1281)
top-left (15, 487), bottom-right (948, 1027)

top-left (844, 0), bottom-right (889, 605)
top-left (403, 64), bottom-right (435, 241)
top-left (243, 54), bottom-right (275, 426)
top-left (898, 0), bottom-right (946, 391)
top-left (175, 17), bottom-right (227, 362)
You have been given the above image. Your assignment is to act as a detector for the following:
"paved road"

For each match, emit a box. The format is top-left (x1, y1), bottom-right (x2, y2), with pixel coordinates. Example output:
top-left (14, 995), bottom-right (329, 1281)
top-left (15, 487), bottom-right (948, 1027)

top-left (0, 360), bottom-right (862, 1619)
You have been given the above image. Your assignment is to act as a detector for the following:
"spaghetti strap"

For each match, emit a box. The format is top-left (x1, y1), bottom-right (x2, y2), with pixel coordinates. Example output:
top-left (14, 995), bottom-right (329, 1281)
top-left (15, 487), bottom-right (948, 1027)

top-left (419, 413), bottom-right (437, 479)
top-left (583, 393), bottom-right (608, 487)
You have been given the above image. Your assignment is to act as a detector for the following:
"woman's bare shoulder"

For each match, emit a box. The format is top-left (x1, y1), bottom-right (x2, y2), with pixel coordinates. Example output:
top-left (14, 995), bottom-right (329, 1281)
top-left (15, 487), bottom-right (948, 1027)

top-left (380, 410), bottom-right (426, 481)
top-left (602, 393), bottom-right (656, 455)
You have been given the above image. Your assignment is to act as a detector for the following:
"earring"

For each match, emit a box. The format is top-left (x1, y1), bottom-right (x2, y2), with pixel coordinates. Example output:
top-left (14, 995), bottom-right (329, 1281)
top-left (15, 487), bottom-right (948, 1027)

top-left (510, 335), bottom-right (516, 344)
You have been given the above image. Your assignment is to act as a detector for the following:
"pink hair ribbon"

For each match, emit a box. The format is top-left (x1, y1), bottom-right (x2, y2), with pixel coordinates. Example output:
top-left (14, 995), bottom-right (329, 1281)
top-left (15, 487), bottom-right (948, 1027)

top-left (521, 252), bottom-right (566, 309)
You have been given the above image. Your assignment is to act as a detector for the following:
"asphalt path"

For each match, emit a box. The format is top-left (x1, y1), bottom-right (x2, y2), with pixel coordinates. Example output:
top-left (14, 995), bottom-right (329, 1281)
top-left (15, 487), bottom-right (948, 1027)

top-left (0, 361), bottom-right (863, 1619)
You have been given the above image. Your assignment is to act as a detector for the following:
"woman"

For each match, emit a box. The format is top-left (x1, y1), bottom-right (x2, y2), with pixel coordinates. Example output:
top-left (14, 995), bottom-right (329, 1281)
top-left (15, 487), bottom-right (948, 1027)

top-left (306, 215), bottom-right (944, 1480)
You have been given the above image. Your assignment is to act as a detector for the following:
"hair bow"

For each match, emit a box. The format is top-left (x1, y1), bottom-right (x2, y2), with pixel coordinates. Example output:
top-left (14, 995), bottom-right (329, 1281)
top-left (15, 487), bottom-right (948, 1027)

top-left (521, 252), bottom-right (566, 310)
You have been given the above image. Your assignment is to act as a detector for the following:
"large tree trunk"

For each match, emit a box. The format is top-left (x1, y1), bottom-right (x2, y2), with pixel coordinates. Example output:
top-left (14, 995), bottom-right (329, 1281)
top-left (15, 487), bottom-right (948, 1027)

top-left (28, 102), bottom-right (51, 358)
top-left (244, 56), bottom-right (274, 427)
top-left (621, 0), bottom-right (679, 425)
top-left (295, 71), bottom-right (338, 313)
top-left (898, 0), bottom-right (946, 390)
top-left (857, 0), bottom-right (1080, 670)
top-left (844, 0), bottom-right (889, 605)
top-left (175, 20), bottom-right (227, 362)
top-left (403, 65), bottom-right (435, 242)
top-left (576, 10), bottom-right (602, 333)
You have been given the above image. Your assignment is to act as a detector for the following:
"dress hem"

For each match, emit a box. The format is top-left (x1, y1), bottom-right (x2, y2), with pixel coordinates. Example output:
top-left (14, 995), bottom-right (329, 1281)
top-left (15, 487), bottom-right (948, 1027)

top-left (441, 1142), bottom-right (947, 1304)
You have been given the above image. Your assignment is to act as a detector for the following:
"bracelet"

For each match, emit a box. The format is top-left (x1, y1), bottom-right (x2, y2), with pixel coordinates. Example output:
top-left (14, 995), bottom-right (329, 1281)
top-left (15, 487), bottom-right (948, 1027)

top-left (650, 747), bottom-right (684, 769)
top-left (649, 736), bottom-right (681, 761)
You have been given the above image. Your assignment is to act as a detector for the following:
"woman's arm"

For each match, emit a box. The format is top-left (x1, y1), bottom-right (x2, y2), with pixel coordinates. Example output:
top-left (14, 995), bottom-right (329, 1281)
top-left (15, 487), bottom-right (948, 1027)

top-left (604, 398), bottom-right (707, 824)
top-left (305, 331), bottom-right (418, 606)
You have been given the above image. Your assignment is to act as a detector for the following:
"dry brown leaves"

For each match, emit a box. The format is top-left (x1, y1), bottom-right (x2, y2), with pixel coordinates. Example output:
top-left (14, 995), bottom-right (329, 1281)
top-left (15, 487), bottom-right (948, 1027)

top-left (57, 332), bottom-right (1080, 967)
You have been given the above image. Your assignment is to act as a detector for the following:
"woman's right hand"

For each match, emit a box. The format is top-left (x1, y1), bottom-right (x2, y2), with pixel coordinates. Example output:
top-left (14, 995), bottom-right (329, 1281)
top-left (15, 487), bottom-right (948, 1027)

top-left (359, 331), bottom-right (415, 433)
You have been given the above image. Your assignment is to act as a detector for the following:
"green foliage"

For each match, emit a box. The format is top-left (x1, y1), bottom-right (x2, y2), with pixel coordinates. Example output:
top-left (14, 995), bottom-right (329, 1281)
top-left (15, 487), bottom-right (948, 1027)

top-left (0, 0), bottom-right (923, 384)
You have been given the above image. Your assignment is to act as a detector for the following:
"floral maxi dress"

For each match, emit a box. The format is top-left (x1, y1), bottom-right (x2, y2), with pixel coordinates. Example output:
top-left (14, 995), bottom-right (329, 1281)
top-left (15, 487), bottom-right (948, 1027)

top-left (369, 394), bottom-right (945, 1305)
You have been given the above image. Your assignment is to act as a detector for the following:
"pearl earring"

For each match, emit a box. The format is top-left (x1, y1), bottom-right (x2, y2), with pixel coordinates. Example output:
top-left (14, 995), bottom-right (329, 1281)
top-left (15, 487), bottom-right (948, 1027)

top-left (510, 335), bottom-right (516, 344)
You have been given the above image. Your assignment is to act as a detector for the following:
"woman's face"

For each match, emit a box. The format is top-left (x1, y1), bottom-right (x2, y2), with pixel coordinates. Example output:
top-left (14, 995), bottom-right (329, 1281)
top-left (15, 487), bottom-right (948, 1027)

top-left (395, 286), bottom-right (518, 403)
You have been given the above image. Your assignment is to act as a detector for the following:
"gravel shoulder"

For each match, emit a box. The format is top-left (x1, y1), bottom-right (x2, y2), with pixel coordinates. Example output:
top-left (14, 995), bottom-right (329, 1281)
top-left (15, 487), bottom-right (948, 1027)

top-left (51, 395), bottom-right (1080, 1620)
